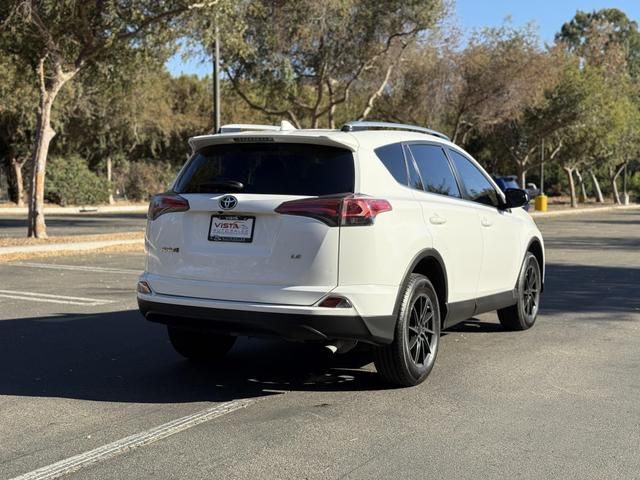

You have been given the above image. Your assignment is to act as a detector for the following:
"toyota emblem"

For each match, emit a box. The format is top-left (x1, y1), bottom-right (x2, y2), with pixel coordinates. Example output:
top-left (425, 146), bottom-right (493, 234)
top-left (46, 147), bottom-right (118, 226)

top-left (219, 195), bottom-right (238, 210)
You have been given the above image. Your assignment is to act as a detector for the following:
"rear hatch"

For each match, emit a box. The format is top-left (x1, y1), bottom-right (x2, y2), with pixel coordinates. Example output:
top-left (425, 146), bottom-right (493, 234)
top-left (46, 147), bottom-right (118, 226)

top-left (145, 140), bottom-right (355, 306)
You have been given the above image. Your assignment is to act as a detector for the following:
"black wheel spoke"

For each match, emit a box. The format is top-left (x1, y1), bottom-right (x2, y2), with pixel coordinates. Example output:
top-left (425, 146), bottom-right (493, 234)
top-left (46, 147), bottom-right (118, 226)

top-left (423, 334), bottom-right (432, 354)
top-left (404, 292), bottom-right (439, 368)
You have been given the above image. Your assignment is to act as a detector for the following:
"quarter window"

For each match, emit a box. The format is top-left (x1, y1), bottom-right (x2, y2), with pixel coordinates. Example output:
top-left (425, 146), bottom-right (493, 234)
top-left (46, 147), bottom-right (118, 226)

top-left (374, 143), bottom-right (408, 186)
top-left (409, 144), bottom-right (461, 198)
top-left (448, 149), bottom-right (500, 207)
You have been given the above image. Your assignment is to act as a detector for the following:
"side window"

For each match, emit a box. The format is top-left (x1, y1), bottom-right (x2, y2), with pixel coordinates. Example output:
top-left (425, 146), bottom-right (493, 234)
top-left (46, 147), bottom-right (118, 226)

top-left (448, 149), bottom-right (500, 207)
top-left (403, 145), bottom-right (424, 190)
top-left (409, 144), bottom-right (461, 198)
top-left (374, 143), bottom-right (408, 186)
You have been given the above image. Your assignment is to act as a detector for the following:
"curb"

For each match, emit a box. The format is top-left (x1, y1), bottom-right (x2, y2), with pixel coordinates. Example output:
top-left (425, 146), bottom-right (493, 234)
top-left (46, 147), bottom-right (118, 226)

top-left (0, 239), bottom-right (144, 258)
top-left (0, 205), bottom-right (148, 215)
top-left (529, 204), bottom-right (639, 218)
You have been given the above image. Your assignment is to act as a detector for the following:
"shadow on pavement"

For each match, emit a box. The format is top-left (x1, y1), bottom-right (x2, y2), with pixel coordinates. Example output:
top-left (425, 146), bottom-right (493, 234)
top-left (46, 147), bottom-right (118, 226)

top-left (542, 263), bottom-right (640, 316)
top-left (0, 310), bottom-right (384, 404)
top-left (445, 262), bottom-right (640, 332)
top-left (1, 263), bottom-right (637, 403)
top-left (543, 236), bottom-right (640, 250)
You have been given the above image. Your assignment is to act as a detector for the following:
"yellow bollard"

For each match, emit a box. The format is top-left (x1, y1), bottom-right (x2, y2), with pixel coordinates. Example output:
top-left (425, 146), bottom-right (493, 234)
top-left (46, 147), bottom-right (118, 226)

top-left (534, 194), bottom-right (548, 212)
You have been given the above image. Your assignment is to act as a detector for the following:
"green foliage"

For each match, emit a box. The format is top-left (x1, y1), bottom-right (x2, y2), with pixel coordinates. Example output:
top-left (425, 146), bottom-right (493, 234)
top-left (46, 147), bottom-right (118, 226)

top-left (557, 8), bottom-right (640, 77)
top-left (120, 161), bottom-right (178, 202)
top-left (45, 155), bottom-right (110, 206)
top-left (219, 0), bottom-right (444, 127)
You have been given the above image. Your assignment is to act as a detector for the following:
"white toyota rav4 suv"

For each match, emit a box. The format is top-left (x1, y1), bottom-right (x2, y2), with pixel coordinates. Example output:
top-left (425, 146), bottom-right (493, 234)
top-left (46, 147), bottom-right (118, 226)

top-left (137, 121), bottom-right (544, 387)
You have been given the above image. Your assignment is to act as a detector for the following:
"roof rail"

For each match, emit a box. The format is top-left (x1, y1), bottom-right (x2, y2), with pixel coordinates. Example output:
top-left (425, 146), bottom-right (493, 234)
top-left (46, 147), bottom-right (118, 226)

top-left (340, 121), bottom-right (450, 141)
top-left (219, 120), bottom-right (297, 133)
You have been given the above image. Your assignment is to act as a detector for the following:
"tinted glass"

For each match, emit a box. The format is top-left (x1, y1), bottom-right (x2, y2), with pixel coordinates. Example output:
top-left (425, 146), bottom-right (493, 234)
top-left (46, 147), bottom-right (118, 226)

top-left (448, 149), bottom-right (499, 207)
top-left (174, 143), bottom-right (354, 196)
top-left (404, 145), bottom-right (424, 190)
top-left (409, 144), bottom-right (461, 198)
top-left (375, 143), bottom-right (408, 185)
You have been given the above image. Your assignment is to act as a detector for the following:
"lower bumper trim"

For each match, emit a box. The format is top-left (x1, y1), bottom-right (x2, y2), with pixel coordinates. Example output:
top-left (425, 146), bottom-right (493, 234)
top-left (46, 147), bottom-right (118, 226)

top-left (138, 298), bottom-right (394, 345)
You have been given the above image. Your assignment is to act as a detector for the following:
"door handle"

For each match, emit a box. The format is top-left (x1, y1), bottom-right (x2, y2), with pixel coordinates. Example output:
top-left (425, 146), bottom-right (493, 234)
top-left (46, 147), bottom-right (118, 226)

top-left (481, 216), bottom-right (493, 227)
top-left (429, 215), bottom-right (447, 225)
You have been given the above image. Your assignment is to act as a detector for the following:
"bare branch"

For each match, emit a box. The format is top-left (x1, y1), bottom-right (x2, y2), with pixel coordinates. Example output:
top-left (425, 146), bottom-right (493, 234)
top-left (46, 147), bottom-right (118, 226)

top-left (225, 68), bottom-right (301, 127)
top-left (358, 43), bottom-right (409, 121)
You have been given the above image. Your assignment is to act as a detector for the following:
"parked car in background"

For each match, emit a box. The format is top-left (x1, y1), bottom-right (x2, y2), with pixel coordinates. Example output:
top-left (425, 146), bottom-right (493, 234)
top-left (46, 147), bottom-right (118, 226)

top-left (526, 183), bottom-right (540, 198)
top-left (493, 176), bottom-right (531, 210)
top-left (138, 121), bottom-right (545, 387)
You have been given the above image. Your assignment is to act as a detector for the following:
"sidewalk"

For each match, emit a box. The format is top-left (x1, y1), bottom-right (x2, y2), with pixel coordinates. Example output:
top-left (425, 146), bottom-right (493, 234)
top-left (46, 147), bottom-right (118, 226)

top-left (0, 232), bottom-right (144, 262)
top-left (0, 204), bottom-right (148, 215)
top-left (529, 203), bottom-right (639, 218)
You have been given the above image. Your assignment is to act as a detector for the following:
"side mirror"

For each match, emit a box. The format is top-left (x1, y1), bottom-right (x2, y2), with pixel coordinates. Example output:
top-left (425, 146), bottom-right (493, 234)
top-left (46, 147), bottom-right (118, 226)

top-left (503, 188), bottom-right (529, 209)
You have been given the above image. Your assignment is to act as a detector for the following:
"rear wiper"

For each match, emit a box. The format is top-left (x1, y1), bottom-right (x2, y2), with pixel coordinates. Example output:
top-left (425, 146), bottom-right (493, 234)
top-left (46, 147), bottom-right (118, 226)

top-left (197, 180), bottom-right (244, 192)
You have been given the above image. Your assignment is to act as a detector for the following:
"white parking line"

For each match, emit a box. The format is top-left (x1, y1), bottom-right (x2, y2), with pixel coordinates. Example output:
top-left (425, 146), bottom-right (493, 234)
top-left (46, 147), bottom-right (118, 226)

top-left (9, 399), bottom-right (252, 480)
top-left (9, 262), bottom-right (141, 275)
top-left (0, 290), bottom-right (114, 306)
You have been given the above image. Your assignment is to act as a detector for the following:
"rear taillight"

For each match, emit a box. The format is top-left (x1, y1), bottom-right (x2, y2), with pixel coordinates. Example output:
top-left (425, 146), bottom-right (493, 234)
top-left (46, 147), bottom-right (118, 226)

top-left (148, 193), bottom-right (190, 220)
top-left (274, 195), bottom-right (392, 226)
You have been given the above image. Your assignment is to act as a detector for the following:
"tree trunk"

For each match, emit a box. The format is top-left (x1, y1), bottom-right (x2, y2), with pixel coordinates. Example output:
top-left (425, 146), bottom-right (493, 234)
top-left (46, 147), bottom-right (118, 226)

top-left (611, 164), bottom-right (625, 205)
top-left (107, 156), bottom-right (114, 205)
top-left (28, 95), bottom-right (56, 238)
top-left (27, 60), bottom-right (75, 238)
top-left (517, 164), bottom-right (527, 189)
top-left (563, 166), bottom-right (578, 208)
top-left (589, 170), bottom-right (604, 203)
top-left (10, 157), bottom-right (25, 208)
top-left (575, 169), bottom-right (588, 203)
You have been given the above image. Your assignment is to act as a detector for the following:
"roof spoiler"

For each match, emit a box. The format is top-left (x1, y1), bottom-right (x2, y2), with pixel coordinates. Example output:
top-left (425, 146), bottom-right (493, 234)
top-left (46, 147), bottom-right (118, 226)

top-left (218, 120), bottom-right (297, 133)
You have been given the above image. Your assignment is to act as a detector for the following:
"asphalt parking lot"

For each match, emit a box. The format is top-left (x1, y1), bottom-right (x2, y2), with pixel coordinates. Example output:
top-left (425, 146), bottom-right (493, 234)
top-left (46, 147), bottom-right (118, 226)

top-left (1, 209), bottom-right (639, 479)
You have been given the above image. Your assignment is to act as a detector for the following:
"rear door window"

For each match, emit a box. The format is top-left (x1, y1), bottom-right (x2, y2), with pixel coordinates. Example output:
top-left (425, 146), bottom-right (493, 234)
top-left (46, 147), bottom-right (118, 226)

top-left (408, 144), bottom-right (461, 198)
top-left (174, 143), bottom-right (355, 196)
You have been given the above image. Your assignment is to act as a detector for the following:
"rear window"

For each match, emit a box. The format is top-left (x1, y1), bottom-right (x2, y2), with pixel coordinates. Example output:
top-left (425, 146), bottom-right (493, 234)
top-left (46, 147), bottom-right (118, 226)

top-left (174, 143), bottom-right (355, 196)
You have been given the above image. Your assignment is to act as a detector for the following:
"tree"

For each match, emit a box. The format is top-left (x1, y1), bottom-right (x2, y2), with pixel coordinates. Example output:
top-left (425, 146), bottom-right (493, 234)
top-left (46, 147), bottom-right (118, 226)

top-left (447, 24), bottom-right (558, 145)
top-left (478, 46), bottom-right (567, 187)
top-left (0, 0), bottom-right (202, 237)
top-left (0, 51), bottom-right (37, 206)
top-left (544, 62), bottom-right (634, 208)
top-left (557, 8), bottom-right (640, 78)
top-left (215, 0), bottom-right (444, 128)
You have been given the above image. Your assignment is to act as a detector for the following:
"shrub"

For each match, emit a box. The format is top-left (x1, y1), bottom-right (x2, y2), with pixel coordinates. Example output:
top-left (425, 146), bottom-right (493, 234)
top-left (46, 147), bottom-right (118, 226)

top-left (122, 161), bottom-right (177, 201)
top-left (46, 155), bottom-right (110, 206)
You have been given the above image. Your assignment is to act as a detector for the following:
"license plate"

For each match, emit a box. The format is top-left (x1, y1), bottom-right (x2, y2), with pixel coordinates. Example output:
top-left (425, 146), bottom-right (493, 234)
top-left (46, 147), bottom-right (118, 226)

top-left (208, 215), bottom-right (255, 243)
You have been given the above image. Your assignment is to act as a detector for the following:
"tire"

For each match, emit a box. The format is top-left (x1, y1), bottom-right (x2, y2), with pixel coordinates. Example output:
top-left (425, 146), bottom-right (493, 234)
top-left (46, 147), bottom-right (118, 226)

top-left (374, 274), bottom-right (441, 387)
top-left (498, 252), bottom-right (542, 331)
top-left (167, 325), bottom-right (236, 362)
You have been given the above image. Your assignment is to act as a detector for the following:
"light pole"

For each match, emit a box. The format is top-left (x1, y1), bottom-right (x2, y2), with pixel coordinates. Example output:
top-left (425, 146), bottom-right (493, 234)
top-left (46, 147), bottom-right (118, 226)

top-left (540, 138), bottom-right (545, 195)
top-left (212, 18), bottom-right (221, 133)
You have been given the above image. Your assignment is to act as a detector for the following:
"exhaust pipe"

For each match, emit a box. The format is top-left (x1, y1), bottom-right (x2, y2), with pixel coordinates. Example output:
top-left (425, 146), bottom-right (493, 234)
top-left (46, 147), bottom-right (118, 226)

top-left (324, 340), bottom-right (358, 355)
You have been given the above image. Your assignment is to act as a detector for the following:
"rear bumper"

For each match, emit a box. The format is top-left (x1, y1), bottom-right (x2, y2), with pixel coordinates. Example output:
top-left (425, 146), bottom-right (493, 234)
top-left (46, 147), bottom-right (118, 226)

top-left (137, 295), bottom-right (394, 345)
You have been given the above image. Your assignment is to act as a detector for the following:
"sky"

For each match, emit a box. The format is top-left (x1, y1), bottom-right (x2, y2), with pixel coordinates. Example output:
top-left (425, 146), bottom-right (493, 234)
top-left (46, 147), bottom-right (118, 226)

top-left (166, 0), bottom-right (640, 77)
